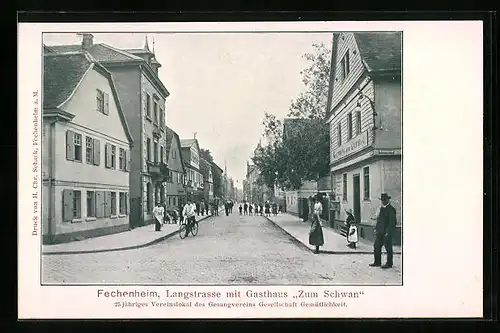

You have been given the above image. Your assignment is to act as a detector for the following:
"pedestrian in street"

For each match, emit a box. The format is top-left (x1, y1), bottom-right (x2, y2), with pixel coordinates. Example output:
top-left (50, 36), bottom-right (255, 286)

top-left (182, 199), bottom-right (196, 237)
top-left (369, 193), bottom-right (397, 269)
top-left (200, 200), bottom-right (206, 216)
top-left (196, 202), bottom-right (200, 216)
top-left (153, 202), bottom-right (164, 231)
top-left (278, 204), bottom-right (283, 214)
top-left (239, 204), bottom-right (243, 215)
top-left (309, 196), bottom-right (324, 254)
top-left (259, 203), bottom-right (264, 215)
top-left (272, 202), bottom-right (278, 216)
top-left (230, 201), bottom-right (234, 213)
top-left (178, 203), bottom-right (184, 225)
top-left (254, 203), bottom-right (258, 215)
top-left (265, 201), bottom-right (270, 217)
top-left (225, 201), bottom-right (230, 216)
top-left (345, 208), bottom-right (358, 249)
top-left (243, 202), bottom-right (248, 215)
top-left (249, 203), bottom-right (253, 215)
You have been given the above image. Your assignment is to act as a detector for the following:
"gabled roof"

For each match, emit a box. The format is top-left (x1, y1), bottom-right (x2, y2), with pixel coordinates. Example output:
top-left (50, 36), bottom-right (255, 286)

top-left (165, 126), bottom-right (186, 174)
top-left (43, 51), bottom-right (134, 146)
top-left (353, 32), bottom-right (402, 73)
top-left (45, 42), bottom-right (169, 97)
top-left (43, 52), bottom-right (93, 109)
top-left (180, 138), bottom-right (197, 148)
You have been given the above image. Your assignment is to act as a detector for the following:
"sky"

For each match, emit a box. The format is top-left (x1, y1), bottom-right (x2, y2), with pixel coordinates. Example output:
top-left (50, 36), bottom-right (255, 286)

top-left (43, 32), bottom-right (333, 188)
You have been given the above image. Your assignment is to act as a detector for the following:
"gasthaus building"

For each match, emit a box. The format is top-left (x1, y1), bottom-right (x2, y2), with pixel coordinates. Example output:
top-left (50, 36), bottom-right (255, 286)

top-left (325, 31), bottom-right (402, 244)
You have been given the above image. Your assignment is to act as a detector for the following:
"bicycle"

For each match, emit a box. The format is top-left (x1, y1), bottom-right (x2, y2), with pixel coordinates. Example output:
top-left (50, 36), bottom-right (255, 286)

top-left (179, 216), bottom-right (199, 239)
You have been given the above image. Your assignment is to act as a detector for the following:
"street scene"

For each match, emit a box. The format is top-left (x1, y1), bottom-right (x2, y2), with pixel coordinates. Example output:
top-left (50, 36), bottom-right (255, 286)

top-left (43, 208), bottom-right (401, 285)
top-left (41, 31), bottom-right (402, 285)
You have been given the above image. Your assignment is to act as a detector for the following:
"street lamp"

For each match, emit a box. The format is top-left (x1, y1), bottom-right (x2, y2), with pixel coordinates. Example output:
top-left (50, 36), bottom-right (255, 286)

top-left (356, 93), bottom-right (379, 131)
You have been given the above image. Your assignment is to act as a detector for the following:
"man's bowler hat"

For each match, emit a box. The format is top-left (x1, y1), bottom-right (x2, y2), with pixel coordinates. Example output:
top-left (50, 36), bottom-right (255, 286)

top-left (379, 193), bottom-right (391, 200)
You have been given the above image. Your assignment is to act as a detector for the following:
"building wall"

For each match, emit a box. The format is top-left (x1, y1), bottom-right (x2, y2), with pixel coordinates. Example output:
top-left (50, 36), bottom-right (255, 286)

top-left (42, 66), bottom-right (131, 242)
top-left (285, 191), bottom-right (299, 215)
top-left (140, 72), bottom-right (167, 223)
top-left (374, 77), bottom-right (402, 150)
top-left (105, 67), bottom-right (142, 200)
top-left (329, 32), bottom-right (366, 113)
top-left (165, 135), bottom-right (186, 209)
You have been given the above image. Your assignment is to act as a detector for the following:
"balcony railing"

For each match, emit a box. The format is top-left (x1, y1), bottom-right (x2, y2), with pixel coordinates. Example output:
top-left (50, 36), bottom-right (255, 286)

top-left (147, 161), bottom-right (168, 180)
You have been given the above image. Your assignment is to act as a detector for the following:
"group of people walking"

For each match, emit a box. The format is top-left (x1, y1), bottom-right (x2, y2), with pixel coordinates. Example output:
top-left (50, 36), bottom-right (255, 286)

top-left (152, 198), bottom-right (222, 232)
top-left (307, 192), bottom-right (396, 269)
top-left (238, 201), bottom-right (282, 217)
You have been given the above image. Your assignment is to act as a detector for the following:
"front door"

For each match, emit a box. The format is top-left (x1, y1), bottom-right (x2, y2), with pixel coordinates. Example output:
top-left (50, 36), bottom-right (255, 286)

top-left (353, 174), bottom-right (361, 222)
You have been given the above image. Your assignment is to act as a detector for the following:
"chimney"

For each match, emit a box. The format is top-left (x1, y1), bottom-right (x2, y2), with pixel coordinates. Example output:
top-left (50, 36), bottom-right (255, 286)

top-left (81, 33), bottom-right (94, 50)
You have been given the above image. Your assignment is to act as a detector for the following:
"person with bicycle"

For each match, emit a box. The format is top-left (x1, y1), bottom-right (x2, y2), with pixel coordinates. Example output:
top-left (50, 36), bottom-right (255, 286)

top-left (182, 199), bottom-right (196, 237)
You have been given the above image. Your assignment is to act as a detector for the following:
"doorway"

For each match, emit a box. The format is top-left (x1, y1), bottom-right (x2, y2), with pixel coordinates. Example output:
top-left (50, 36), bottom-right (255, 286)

top-left (353, 174), bottom-right (361, 222)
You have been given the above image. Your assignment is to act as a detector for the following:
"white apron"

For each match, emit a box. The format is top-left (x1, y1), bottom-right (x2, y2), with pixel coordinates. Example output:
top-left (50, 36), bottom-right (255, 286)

top-left (347, 225), bottom-right (359, 243)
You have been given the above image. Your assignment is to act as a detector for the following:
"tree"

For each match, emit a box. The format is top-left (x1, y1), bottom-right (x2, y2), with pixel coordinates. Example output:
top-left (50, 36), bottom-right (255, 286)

top-left (255, 41), bottom-right (332, 191)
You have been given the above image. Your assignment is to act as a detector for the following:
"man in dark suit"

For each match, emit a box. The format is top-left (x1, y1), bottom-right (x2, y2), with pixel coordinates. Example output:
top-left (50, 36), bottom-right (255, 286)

top-left (369, 193), bottom-right (397, 269)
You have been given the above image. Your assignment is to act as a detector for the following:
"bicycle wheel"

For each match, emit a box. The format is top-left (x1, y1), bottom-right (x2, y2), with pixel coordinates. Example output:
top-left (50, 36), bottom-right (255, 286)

top-left (191, 221), bottom-right (199, 236)
top-left (179, 223), bottom-right (187, 239)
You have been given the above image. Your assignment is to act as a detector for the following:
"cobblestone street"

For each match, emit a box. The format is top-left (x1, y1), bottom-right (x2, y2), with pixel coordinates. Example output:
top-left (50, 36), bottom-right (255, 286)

top-left (42, 213), bottom-right (402, 285)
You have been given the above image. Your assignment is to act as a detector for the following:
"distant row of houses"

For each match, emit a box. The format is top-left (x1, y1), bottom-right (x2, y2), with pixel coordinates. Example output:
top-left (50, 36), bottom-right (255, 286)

top-left (248, 32), bottom-right (402, 245)
top-left (42, 34), bottom-right (226, 244)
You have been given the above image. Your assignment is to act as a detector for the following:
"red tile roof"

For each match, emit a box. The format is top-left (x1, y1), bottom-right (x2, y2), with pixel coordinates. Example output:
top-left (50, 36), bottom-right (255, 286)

top-left (43, 53), bottom-right (92, 108)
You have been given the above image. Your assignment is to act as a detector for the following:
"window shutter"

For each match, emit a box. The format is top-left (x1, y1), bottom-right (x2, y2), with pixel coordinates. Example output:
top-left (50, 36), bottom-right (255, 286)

top-left (105, 143), bottom-right (111, 168)
top-left (66, 130), bottom-right (75, 161)
top-left (93, 139), bottom-right (100, 165)
top-left (104, 191), bottom-right (112, 217)
top-left (103, 92), bottom-right (109, 115)
top-left (62, 189), bottom-right (74, 221)
top-left (125, 193), bottom-right (129, 214)
top-left (125, 150), bottom-right (130, 171)
top-left (95, 191), bottom-right (104, 218)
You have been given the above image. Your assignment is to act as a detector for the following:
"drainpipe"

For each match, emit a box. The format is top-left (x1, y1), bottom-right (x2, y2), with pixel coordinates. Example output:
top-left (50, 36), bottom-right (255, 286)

top-left (47, 119), bottom-right (56, 243)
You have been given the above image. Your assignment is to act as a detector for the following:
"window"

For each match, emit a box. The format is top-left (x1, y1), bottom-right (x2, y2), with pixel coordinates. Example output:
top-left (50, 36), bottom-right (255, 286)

top-left (153, 100), bottom-right (158, 124)
top-left (341, 52), bottom-right (350, 80)
top-left (111, 146), bottom-right (116, 169)
top-left (337, 123), bottom-right (342, 147)
top-left (363, 167), bottom-right (370, 200)
top-left (96, 89), bottom-right (109, 115)
top-left (85, 137), bottom-right (93, 164)
top-left (73, 191), bottom-right (81, 218)
top-left (147, 138), bottom-right (151, 161)
top-left (119, 192), bottom-right (128, 215)
top-left (355, 111), bottom-right (362, 135)
top-left (146, 94), bottom-right (151, 118)
top-left (146, 183), bottom-right (152, 212)
top-left (119, 148), bottom-right (125, 170)
top-left (154, 142), bottom-right (158, 163)
top-left (172, 149), bottom-right (176, 159)
top-left (342, 173), bottom-right (348, 201)
top-left (347, 112), bottom-right (353, 140)
top-left (105, 144), bottom-right (116, 169)
top-left (66, 131), bottom-right (83, 162)
top-left (110, 192), bottom-right (116, 215)
top-left (160, 146), bottom-right (164, 163)
top-left (160, 108), bottom-right (165, 128)
top-left (86, 191), bottom-right (95, 217)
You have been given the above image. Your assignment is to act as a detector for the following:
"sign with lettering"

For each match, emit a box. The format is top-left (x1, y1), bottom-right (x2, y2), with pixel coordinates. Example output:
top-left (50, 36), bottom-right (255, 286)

top-left (332, 131), bottom-right (369, 160)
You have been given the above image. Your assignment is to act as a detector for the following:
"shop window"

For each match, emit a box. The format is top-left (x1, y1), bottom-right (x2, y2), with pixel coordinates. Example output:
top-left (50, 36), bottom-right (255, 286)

top-left (363, 167), bottom-right (370, 200)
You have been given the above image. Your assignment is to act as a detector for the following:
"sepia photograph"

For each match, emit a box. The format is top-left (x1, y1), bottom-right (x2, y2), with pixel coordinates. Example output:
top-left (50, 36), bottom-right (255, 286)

top-left (39, 30), bottom-right (403, 286)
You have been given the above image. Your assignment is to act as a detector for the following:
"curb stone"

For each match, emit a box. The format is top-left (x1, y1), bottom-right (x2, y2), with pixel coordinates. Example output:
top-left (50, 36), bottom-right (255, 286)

top-left (42, 214), bottom-right (214, 256)
top-left (264, 216), bottom-right (402, 255)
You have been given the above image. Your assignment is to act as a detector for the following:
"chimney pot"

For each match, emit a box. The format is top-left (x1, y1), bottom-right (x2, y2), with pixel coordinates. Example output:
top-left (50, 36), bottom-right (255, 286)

top-left (81, 33), bottom-right (94, 50)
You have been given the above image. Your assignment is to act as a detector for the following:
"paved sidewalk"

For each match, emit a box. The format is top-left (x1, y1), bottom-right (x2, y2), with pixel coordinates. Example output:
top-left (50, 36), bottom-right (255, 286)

top-left (42, 213), bottom-right (217, 255)
top-left (265, 213), bottom-right (402, 254)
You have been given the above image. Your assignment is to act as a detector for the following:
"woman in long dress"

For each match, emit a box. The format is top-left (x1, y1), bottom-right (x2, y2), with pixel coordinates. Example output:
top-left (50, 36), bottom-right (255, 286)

top-left (309, 196), bottom-right (325, 254)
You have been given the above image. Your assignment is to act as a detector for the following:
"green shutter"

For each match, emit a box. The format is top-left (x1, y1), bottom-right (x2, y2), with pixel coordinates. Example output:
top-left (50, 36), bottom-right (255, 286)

top-left (62, 189), bottom-right (74, 221)
top-left (103, 92), bottom-right (109, 115)
top-left (93, 139), bottom-right (100, 166)
top-left (95, 191), bottom-right (104, 218)
top-left (66, 130), bottom-right (75, 161)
